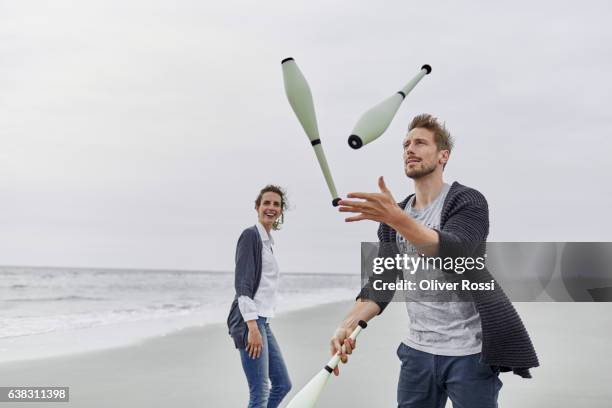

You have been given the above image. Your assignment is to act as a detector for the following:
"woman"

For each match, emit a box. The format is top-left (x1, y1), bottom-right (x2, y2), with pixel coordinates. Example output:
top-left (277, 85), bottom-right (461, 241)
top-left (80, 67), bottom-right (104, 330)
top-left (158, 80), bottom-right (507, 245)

top-left (226, 185), bottom-right (292, 408)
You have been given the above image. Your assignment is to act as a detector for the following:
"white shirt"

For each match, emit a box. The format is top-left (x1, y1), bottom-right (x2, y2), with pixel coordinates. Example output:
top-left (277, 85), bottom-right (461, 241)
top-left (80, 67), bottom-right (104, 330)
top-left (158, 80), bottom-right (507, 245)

top-left (237, 222), bottom-right (280, 321)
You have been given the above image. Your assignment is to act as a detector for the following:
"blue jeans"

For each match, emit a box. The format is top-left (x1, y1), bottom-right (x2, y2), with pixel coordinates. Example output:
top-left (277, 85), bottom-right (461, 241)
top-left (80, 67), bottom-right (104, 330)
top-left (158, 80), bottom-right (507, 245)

top-left (397, 343), bottom-right (503, 408)
top-left (239, 317), bottom-right (292, 408)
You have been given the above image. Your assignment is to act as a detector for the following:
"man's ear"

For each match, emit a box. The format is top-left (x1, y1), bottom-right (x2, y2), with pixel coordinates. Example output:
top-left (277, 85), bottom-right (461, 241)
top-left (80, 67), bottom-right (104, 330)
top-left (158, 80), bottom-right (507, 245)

top-left (439, 150), bottom-right (449, 165)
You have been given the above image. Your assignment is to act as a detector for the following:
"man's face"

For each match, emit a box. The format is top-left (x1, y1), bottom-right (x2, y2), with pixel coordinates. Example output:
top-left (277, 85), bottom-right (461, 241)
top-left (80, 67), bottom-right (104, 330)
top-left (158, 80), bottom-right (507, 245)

top-left (402, 128), bottom-right (447, 179)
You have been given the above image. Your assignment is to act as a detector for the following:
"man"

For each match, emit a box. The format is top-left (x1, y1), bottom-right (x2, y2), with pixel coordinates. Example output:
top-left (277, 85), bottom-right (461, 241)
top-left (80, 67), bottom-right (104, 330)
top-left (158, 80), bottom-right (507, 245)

top-left (332, 114), bottom-right (538, 408)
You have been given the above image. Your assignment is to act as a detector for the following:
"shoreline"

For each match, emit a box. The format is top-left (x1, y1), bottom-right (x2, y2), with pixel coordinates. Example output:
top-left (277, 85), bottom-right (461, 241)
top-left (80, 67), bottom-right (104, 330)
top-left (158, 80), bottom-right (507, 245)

top-left (0, 267), bottom-right (361, 365)
top-left (1, 302), bottom-right (611, 407)
top-left (0, 297), bottom-right (356, 365)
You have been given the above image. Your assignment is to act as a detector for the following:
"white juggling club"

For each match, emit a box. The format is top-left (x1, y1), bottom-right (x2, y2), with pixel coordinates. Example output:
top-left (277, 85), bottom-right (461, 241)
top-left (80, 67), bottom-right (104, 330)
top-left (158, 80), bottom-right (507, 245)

top-left (281, 57), bottom-right (341, 207)
top-left (348, 64), bottom-right (432, 149)
top-left (285, 320), bottom-right (368, 408)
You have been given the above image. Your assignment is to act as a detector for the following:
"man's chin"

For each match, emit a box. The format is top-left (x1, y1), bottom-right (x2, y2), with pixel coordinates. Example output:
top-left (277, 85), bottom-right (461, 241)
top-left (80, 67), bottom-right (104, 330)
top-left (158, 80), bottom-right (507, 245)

top-left (405, 169), bottom-right (422, 179)
top-left (405, 167), bottom-right (435, 179)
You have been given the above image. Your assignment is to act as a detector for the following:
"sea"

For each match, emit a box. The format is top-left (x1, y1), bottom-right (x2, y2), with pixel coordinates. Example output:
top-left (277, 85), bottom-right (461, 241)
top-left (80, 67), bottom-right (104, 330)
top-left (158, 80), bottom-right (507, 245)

top-left (0, 266), bottom-right (361, 363)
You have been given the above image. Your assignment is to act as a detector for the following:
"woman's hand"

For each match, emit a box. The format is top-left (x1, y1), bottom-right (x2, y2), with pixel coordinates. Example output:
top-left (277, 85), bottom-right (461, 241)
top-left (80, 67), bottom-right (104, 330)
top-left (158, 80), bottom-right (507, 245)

top-left (246, 321), bottom-right (263, 359)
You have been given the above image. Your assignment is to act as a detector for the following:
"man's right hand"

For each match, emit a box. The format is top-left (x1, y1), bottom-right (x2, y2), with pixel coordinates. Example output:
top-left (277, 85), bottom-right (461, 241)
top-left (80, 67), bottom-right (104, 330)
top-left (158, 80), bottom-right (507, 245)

top-left (328, 300), bottom-right (380, 376)
top-left (330, 326), bottom-right (356, 376)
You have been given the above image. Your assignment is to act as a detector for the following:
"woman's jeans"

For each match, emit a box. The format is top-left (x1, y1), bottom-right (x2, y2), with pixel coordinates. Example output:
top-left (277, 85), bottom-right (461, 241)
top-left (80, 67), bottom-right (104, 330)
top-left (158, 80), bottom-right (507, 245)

top-left (239, 317), bottom-right (292, 408)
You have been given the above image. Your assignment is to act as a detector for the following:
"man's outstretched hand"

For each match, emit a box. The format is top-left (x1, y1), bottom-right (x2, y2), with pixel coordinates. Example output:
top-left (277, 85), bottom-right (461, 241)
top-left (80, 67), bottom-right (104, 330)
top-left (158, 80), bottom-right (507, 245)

top-left (338, 176), bottom-right (404, 226)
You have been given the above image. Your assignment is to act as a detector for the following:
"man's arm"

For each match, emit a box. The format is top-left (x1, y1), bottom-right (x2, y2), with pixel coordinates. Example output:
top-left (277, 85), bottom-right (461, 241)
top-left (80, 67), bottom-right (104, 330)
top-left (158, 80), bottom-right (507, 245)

top-left (388, 212), bottom-right (439, 257)
top-left (329, 299), bottom-right (380, 376)
top-left (435, 190), bottom-right (489, 259)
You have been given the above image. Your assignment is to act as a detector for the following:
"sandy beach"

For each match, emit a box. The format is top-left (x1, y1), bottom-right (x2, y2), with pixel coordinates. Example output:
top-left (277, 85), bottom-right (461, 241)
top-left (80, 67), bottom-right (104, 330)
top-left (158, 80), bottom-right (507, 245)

top-left (1, 301), bottom-right (611, 407)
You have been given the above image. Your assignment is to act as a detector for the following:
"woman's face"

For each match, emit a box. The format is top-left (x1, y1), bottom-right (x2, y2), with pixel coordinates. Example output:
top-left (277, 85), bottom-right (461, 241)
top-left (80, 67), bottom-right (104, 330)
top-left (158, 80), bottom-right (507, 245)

top-left (256, 191), bottom-right (282, 230)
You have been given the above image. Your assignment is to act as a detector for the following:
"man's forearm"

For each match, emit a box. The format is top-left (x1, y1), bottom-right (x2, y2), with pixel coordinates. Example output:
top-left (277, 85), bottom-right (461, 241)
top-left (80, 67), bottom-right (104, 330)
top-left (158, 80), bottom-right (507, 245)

top-left (339, 299), bottom-right (381, 330)
top-left (389, 212), bottom-right (439, 256)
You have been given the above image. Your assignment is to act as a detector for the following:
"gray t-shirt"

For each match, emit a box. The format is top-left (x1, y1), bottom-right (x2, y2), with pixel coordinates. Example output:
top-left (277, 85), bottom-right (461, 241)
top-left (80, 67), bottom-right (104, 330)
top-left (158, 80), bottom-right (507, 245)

top-left (396, 183), bottom-right (482, 356)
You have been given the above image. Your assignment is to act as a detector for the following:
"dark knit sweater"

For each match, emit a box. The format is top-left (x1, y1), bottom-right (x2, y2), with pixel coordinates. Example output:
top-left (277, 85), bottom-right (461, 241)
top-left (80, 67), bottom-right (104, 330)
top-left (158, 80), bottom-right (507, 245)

top-left (226, 226), bottom-right (263, 349)
top-left (358, 182), bottom-right (539, 378)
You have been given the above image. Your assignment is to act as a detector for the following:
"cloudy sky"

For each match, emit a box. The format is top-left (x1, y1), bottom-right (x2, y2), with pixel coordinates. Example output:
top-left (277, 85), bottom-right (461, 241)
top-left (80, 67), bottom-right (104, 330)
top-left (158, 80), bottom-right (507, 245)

top-left (1, 0), bottom-right (611, 273)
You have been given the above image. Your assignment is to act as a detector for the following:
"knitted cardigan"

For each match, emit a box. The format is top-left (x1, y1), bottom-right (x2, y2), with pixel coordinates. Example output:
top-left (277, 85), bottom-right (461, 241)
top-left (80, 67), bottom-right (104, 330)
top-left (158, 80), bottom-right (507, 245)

top-left (226, 225), bottom-right (263, 349)
top-left (358, 182), bottom-right (539, 378)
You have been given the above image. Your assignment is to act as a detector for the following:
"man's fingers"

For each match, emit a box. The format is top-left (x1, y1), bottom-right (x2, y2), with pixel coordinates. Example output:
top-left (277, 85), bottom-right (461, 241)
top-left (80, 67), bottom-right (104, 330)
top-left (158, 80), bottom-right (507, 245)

top-left (378, 176), bottom-right (392, 194)
top-left (338, 206), bottom-right (361, 213)
top-left (339, 337), bottom-right (348, 362)
top-left (338, 205), bottom-right (377, 214)
top-left (344, 192), bottom-right (378, 201)
top-left (333, 366), bottom-right (339, 376)
top-left (344, 338), bottom-right (353, 355)
top-left (379, 176), bottom-right (397, 202)
top-left (338, 199), bottom-right (376, 211)
top-left (331, 338), bottom-right (342, 356)
top-left (345, 214), bottom-right (369, 222)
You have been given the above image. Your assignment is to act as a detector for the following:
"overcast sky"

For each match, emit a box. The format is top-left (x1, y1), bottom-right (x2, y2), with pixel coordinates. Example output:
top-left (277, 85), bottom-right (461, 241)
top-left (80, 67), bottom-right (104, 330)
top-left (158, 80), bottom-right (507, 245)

top-left (1, 0), bottom-right (611, 273)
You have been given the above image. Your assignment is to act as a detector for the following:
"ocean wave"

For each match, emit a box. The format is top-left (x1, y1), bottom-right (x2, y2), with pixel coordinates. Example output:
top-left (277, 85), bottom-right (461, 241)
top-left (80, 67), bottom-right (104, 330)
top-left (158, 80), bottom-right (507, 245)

top-left (0, 269), bottom-right (361, 344)
top-left (148, 302), bottom-right (202, 311)
top-left (0, 303), bottom-right (209, 339)
top-left (5, 295), bottom-right (109, 302)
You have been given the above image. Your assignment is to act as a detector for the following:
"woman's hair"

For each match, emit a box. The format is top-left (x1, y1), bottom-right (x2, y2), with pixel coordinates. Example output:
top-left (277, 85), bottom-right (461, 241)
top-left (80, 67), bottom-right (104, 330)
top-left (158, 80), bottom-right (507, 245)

top-left (255, 185), bottom-right (288, 231)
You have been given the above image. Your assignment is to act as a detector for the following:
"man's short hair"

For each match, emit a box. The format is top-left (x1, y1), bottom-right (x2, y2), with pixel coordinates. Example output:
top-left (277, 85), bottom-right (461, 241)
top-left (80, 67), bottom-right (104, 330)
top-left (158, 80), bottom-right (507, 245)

top-left (408, 114), bottom-right (454, 153)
